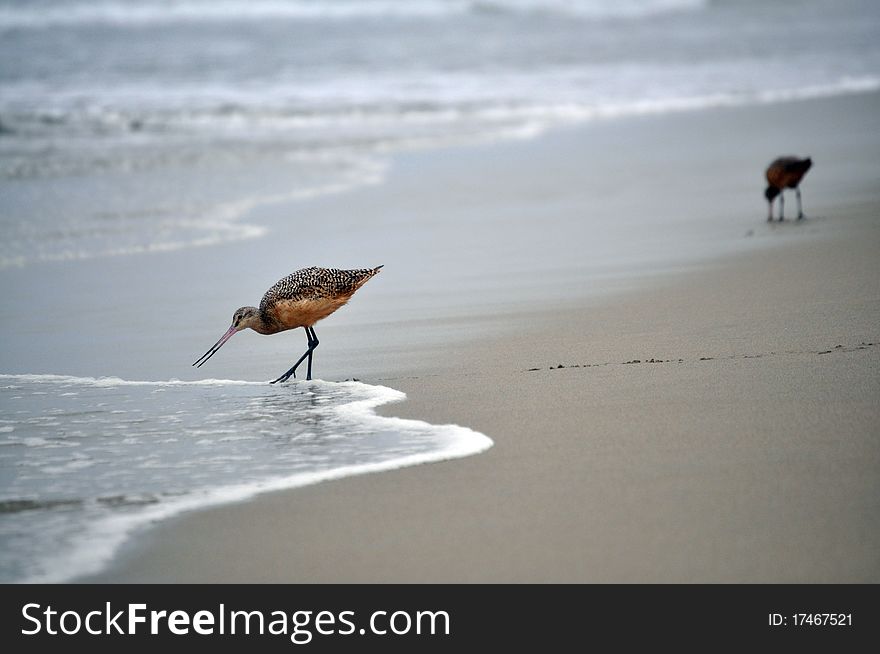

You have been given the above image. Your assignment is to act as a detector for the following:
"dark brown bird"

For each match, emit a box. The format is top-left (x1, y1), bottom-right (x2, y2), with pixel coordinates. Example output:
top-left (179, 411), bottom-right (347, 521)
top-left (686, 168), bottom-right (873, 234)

top-left (764, 156), bottom-right (812, 221)
top-left (193, 265), bottom-right (383, 382)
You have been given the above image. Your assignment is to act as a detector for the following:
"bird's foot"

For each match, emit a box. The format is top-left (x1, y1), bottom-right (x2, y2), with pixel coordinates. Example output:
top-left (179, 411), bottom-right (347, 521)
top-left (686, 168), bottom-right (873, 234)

top-left (797, 213), bottom-right (804, 220)
top-left (777, 217), bottom-right (784, 222)
top-left (270, 371), bottom-right (295, 384)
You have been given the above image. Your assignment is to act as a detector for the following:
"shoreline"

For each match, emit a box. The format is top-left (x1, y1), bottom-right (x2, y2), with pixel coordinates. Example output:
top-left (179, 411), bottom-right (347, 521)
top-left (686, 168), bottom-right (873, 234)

top-left (75, 90), bottom-right (880, 582)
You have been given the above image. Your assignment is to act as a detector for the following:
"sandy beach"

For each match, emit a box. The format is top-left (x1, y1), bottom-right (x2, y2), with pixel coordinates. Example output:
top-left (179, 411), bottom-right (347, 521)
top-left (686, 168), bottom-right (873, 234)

top-left (78, 91), bottom-right (880, 583)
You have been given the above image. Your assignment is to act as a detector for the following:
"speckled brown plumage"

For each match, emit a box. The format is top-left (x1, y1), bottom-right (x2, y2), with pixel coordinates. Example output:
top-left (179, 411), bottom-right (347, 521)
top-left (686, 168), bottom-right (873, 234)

top-left (193, 265), bottom-right (382, 382)
top-left (259, 266), bottom-right (382, 332)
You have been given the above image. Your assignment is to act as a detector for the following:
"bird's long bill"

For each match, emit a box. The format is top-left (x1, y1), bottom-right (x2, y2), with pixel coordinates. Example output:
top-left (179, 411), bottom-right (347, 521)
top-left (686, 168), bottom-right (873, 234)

top-left (192, 325), bottom-right (236, 368)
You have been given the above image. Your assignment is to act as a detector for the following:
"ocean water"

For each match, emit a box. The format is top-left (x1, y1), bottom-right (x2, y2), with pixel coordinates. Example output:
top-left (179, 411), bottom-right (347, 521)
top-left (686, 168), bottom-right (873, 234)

top-left (1, 0), bottom-right (879, 582)
top-left (0, 374), bottom-right (492, 582)
top-left (1, 0), bottom-right (878, 267)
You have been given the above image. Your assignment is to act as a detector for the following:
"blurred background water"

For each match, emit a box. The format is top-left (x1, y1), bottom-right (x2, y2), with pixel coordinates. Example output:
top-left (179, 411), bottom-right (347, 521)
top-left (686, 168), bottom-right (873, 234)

top-left (1, 0), bottom-right (878, 268)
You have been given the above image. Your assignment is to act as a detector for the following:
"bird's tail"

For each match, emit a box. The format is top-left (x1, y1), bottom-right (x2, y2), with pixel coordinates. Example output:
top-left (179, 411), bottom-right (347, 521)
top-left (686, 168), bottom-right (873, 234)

top-left (364, 264), bottom-right (384, 283)
top-left (349, 265), bottom-right (383, 291)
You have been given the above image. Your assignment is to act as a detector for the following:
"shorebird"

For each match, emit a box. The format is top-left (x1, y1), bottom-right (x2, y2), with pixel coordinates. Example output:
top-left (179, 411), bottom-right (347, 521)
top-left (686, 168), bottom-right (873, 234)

top-left (764, 156), bottom-right (812, 221)
top-left (193, 265), bottom-right (383, 382)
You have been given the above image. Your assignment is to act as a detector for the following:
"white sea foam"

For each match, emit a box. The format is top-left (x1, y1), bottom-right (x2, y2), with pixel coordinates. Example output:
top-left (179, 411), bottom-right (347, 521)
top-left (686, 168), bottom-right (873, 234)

top-left (0, 374), bottom-right (493, 583)
top-left (0, 373), bottom-right (267, 387)
top-left (368, 75), bottom-right (880, 140)
top-left (0, 0), bottom-right (708, 29)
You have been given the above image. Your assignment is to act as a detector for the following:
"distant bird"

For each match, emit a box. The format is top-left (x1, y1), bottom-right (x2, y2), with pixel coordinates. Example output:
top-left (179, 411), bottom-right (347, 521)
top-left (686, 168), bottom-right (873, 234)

top-left (193, 266), bottom-right (383, 382)
top-left (764, 156), bottom-right (812, 221)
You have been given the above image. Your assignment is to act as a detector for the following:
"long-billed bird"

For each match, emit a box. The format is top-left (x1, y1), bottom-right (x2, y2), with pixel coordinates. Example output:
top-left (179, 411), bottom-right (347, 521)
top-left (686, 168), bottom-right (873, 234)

top-left (193, 266), bottom-right (383, 382)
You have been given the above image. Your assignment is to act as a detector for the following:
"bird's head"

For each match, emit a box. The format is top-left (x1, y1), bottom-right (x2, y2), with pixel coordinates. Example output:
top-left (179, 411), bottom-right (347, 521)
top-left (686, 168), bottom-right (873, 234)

top-left (231, 306), bottom-right (261, 331)
top-left (764, 185), bottom-right (780, 202)
top-left (192, 306), bottom-right (260, 369)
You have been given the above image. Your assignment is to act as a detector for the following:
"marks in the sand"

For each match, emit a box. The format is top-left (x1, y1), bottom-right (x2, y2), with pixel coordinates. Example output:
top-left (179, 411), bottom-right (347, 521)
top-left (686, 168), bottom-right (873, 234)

top-left (817, 343), bottom-right (874, 355)
top-left (530, 361), bottom-right (620, 371)
top-left (623, 358), bottom-right (684, 365)
top-left (525, 341), bottom-right (877, 373)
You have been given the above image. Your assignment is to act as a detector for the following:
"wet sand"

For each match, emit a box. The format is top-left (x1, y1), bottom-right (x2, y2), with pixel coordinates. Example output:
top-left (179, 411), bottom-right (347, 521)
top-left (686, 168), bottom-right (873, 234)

top-left (82, 92), bottom-right (880, 583)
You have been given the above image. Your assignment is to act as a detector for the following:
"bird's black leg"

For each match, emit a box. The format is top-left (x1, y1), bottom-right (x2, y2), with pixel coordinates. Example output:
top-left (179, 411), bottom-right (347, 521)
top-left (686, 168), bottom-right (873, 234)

top-left (306, 327), bottom-right (319, 381)
top-left (270, 327), bottom-right (318, 384)
top-left (778, 193), bottom-right (785, 221)
top-left (270, 349), bottom-right (310, 384)
top-left (796, 187), bottom-right (804, 220)
top-left (767, 200), bottom-right (774, 222)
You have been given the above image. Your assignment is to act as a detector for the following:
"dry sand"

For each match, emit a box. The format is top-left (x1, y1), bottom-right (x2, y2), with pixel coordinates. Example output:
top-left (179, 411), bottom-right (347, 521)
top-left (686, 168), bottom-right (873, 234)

top-left (83, 93), bottom-right (880, 583)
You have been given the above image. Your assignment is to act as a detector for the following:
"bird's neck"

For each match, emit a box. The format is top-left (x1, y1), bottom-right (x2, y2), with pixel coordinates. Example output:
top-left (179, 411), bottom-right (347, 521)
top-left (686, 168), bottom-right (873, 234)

top-left (242, 308), bottom-right (278, 335)
top-left (251, 319), bottom-right (277, 335)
